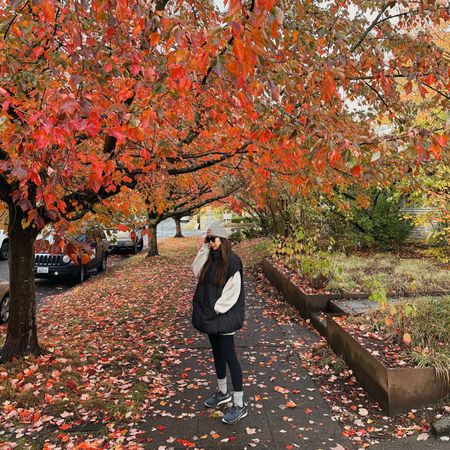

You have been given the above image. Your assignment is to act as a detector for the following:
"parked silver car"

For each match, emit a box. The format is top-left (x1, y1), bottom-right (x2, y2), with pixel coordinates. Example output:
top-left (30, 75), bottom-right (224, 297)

top-left (106, 228), bottom-right (143, 254)
top-left (0, 280), bottom-right (10, 323)
top-left (0, 229), bottom-right (9, 260)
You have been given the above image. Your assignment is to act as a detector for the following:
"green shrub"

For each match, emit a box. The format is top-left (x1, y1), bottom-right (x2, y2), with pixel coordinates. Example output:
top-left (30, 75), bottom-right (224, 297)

top-left (270, 227), bottom-right (336, 289)
top-left (351, 190), bottom-right (413, 250)
top-left (327, 189), bottom-right (414, 251)
top-left (300, 252), bottom-right (334, 289)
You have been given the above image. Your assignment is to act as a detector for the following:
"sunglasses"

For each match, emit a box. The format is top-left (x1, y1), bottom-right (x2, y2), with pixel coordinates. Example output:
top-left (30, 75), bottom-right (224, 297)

top-left (205, 235), bottom-right (218, 243)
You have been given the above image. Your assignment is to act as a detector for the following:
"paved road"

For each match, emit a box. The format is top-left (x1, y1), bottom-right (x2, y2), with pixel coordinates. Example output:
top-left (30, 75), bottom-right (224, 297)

top-left (156, 218), bottom-right (209, 238)
top-left (156, 210), bottom-right (223, 238)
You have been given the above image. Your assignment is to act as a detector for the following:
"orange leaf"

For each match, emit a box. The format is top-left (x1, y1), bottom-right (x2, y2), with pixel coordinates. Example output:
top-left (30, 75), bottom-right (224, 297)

top-left (150, 32), bottom-right (160, 46)
top-left (436, 134), bottom-right (447, 147)
top-left (41, 0), bottom-right (56, 23)
top-left (81, 253), bottom-right (91, 265)
top-left (274, 385), bottom-right (289, 394)
top-left (322, 70), bottom-right (337, 102)
top-left (286, 400), bottom-right (297, 408)
top-left (403, 333), bottom-right (412, 345)
top-left (329, 150), bottom-right (341, 165)
top-left (232, 39), bottom-right (245, 63)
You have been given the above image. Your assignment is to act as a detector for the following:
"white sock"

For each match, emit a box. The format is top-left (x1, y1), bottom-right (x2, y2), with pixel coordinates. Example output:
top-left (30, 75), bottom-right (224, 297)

top-left (233, 391), bottom-right (244, 407)
top-left (218, 377), bottom-right (227, 394)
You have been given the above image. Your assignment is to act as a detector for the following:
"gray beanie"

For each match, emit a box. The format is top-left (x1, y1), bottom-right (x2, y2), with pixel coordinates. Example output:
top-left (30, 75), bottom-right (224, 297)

top-left (206, 222), bottom-right (228, 239)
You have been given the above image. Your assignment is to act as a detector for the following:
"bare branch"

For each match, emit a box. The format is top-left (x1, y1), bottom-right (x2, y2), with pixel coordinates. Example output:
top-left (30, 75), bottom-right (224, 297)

top-left (350, 2), bottom-right (396, 53)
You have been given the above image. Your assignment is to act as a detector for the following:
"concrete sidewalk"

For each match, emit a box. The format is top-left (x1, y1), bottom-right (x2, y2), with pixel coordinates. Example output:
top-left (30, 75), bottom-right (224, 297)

top-left (140, 276), bottom-right (448, 449)
top-left (140, 277), bottom-right (352, 449)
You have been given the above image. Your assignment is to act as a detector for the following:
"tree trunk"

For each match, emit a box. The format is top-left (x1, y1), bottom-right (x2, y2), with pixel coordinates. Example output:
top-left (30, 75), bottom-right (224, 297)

top-left (1, 204), bottom-right (41, 361)
top-left (146, 223), bottom-right (159, 256)
top-left (174, 217), bottom-right (184, 238)
top-left (268, 199), bottom-right (288, 236)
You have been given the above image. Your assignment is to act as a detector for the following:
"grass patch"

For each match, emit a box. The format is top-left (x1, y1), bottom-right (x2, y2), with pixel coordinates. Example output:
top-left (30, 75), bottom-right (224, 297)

top-left (327, 253), bottom-right (450, 294)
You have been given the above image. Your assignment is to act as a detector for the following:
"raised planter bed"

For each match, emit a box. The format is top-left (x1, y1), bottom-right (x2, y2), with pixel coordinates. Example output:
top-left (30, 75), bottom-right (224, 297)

top-left (327, 316), bottom-right (449, 416)
top-left (262, 259), bottom-right (338, 319)
top-left (263, 258), bottom-right (436, 320)
top-left (263, 258), bottom-right (450, 314)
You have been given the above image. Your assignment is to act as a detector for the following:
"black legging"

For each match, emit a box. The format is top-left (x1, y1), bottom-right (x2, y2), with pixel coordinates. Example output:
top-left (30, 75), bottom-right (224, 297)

top-left (208, 334), bottom-right (243, 392)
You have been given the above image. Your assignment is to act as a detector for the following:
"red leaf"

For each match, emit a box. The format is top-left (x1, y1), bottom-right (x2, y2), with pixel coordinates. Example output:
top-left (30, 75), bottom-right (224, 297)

top-left (436, 134), bottom-right (447, 147)
top-left (32, 46), bottom-right (45, 58)
top-left (350, 165), bottom-right (362, 177)
top-left (329, 150), bottom-right (341, 165)
top-left (322, 70), bottom-right (337, 102)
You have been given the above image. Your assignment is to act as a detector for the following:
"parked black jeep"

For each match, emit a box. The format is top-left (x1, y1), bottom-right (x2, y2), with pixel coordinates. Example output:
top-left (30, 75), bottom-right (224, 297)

top-left (34, 228), bottom-right (108, 284)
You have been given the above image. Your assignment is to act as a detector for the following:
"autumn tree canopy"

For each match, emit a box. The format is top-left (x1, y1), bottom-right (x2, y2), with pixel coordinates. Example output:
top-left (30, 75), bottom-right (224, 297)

top-left (0, 0), bottom-right (448, 359)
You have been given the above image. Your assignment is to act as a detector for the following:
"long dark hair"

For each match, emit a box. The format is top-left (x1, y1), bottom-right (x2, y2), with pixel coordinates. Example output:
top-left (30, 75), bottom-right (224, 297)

top-left (199, 238), bottom-right (232, 286)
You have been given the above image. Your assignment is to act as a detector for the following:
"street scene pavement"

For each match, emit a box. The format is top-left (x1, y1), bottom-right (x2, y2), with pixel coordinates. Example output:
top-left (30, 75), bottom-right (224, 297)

top-left (0, 226), bottom-right (448, 449)
top-left (141, 276), bottom-right (352, 449)
top-left (139, 254), bottom-right (449, 450)
top-left (0, 217), bottom-right (204, 305)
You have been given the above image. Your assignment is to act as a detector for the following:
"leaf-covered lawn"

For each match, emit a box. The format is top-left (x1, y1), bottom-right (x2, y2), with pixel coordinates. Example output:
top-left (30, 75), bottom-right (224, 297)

top-left (0, 238), bottom-right (198, 449)
top-left (2, 237), bottom-right (448, 449)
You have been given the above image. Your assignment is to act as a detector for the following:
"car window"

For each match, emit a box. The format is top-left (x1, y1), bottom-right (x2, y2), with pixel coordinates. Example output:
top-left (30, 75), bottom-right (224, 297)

top-left (40, 231), bottom-right (55, 244)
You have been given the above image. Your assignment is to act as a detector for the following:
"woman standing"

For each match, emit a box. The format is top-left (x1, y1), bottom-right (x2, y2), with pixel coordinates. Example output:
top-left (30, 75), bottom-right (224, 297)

top-left (191, 224), bottom-right (247, 424)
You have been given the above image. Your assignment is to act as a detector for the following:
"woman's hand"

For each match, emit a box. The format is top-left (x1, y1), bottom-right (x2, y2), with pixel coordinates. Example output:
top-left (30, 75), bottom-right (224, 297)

top-left (196, 228), bottom-right (212, 250)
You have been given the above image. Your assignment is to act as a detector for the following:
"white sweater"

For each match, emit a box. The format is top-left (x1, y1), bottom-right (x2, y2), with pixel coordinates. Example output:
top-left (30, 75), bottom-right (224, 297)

top-left (192, 244), bottom-right (242, 335)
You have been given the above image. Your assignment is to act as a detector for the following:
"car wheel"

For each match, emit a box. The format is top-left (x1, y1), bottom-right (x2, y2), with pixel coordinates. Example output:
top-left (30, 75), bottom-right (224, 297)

top-left (97, 254), bottom-right (107, 273)
top-left (0, 241), bottom-right (9, 260)
top-left (133, 242), bottom-right (138, 254)
top-left (73, 265), bottom-right (85, 284)
top-left (0, 294), bottom-right (10, 323)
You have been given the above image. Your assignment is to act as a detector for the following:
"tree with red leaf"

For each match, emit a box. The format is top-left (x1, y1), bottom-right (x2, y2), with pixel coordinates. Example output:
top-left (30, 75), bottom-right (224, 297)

top-left (0, 0), bottom-right (448, 360)
top-left (0, 0), bottom-right (255, 360)
top-left (141, 171), bottom-right (242, 256)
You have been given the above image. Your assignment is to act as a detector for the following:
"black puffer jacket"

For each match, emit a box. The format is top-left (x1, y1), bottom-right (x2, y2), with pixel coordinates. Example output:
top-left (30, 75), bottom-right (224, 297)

top-left (192, 250), bottom-right (245, 334)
